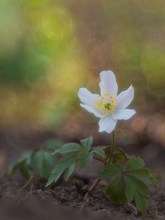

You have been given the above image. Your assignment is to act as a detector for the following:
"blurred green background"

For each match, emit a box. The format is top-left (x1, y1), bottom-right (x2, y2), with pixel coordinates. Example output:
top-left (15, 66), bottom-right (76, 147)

top-left (0, 0), bottom-right (164, 137)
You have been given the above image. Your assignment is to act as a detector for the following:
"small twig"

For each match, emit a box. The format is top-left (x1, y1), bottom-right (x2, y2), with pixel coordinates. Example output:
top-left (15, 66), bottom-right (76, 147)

top-left (152, 198), bottom-right (158, 218)
top-left (18, 176), bottom-right (34, 195)
top-left (84, 178), bottom-right (100, 199)
top-left (80, 196), bottom-right (90, 210)
top-left (127, 203), bottom-right (138, 216)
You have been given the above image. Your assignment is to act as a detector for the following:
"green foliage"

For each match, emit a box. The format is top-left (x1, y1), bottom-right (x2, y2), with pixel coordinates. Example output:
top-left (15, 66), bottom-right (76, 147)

top-left (46, 136), bottom-right (98, 186)
top-left (7, 138), bottom-right (62, 179)
top-left (100, 156), bottom-right (158, 216)
top-left (77, 137), bottom-right (93, 168)
top-left (7, 137), bottom-right (158, 217)
top-left (53, 143), bottom-right (81, 154)
top-left (43, 139), bottom-right (63, 151)
top-left (106, 175), bottom-right (126, 205)
top-left (92, 147), bottom-right (106, 159)
top-left (8, 151), bottom-right (32, 178)
top-left (8, 136), bottom-right (106, 188)
top-left (126, 156), bottom-right (144, 171)
top-left (31, 150), bottom-right (57, 178)
top-left (46, 153), bottom-right (77, 187)
top-left (126, 176), bottom-right (149, 216)
top-left (113, 148), bottom-right (129, 163)
top-left (80, 136), bottom-right (93, 150)
top-left (104, 146), bottom-right (128, 163)
top-left (99, 164), bottom-right (123, 178)
top-left (63, 162), bottom-right (76, 181)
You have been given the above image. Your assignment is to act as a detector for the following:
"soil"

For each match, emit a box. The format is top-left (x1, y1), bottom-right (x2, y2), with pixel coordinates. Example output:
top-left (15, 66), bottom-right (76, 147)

top-left (0, 130), bottom-right (165, 220)
top-left (0, 175), bottom-right (165, 220)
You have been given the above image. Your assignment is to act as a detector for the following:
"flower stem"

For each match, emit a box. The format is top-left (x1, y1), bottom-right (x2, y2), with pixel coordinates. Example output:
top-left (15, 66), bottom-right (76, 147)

top-left (84, 131), bottom-right (116, 199)
top-left (106, 131), bottom-right (115, 164)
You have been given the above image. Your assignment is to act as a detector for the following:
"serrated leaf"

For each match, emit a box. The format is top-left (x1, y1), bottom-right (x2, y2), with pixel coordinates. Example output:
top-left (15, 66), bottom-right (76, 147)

top-left (53, 143), bottom-right (81, 154)
top-left (80, 136), bottom-right (93, 151)
top-left (126, 175), bottom-right (150, 199)
top-left (44, 139), bottom-right (63, 151)
top-left (106, 175), bottom-right (126, 205)
top-left (32, 151), bottom-right (56, 178)
top-left (99, 164), bottom-right (123, 179)
top-left (125, 175), bottom-right (150, 216)
top-left (125, 175), bottom-right (134, 203)
top-left (135, 192), bottom-right (148, 217)
top-left (46, 154), bottom-right (77, 187)
top-left (92, 147), bottom-right (105, 158)
top-left (63, 163), bottom-right (76, 181)
top-left (126, 156), bottom-right (144, 171)
top-left (131, 168), bottom-right (158, 186)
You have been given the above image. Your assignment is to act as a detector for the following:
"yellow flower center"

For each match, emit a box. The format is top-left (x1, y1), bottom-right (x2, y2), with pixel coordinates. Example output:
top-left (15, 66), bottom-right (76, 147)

top-left (95, 93), bottom-right (116, 115)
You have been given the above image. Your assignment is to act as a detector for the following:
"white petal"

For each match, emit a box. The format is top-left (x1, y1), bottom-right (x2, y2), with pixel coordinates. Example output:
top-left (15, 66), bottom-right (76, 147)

top-left (80, 104), bottom-right (103, 118)
top-left (99, 117), bottom-right (117, 133)
top-left (78, 88), bottom-right (100, 107)
top-left (116, 85), bottom-right (134, 110)
top-left (99, 70), bottom-right (118, 96)
top-left (112, 109), bottom-right (136, 120)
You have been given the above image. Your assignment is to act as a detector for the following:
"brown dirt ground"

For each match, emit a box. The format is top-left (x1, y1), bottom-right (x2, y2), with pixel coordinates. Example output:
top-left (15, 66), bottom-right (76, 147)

top-left (0, 130), bottom-right (165, 220)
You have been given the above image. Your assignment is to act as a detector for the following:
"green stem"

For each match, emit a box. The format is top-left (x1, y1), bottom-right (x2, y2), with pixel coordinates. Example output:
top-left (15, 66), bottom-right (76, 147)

top-left (84, 131), bottom-right (116, 199)
top-left (106, 131), bottom-right (115, 164)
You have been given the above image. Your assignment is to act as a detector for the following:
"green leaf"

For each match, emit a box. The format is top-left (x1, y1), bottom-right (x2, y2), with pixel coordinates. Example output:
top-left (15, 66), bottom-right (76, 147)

top-left (21, 151), bottom-right (33, 166)
top-left (99, 164), bottom-right (123, 179)
top-left (78, 149), bottom-right (93, 168)
top-left (63, 163), bottom-right (76, 181)
top-left (53, 143), bottom-right (81, 154)
top-left (80, 136), bottom-right (93, 151)
top-left (131, 168), bottom-right (158, 186)
top-left (106, 175), bottom-right (126, 205)
top-left (92, 147), bottom-right (105, 158)
top-left (124, 156), bottom-right (158, 215)
top-left (44, 139), bottom-right (63, 151)
top-left (125, 175), bottom-right (134, 203)
top-left (113, 148), bottom-right (129, 163)
top-left (104, 146), bottom-right (112, 159)
top-left (46, 154), bottom-right (77, 187)
top-left (125, 175), bottom-right (150, 216)
top-left (20, 163), bottom-right (31, 178)
top-left (7, 151), bottom-right (32, 178)
top-left (126, 175), bottom-right (150, 199)
top-left (31, 151), bottom-right (56, 178)
top-left (135, 192), bottom-right (148, 217)
top-left (8, 160), bottom-right (24, 176)
top-left (126, 156), bottom-right (145, 171)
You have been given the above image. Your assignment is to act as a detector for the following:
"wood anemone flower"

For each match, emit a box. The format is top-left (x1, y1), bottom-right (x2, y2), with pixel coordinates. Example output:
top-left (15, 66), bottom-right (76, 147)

top-left (78, 70), bottom-right (136, 133)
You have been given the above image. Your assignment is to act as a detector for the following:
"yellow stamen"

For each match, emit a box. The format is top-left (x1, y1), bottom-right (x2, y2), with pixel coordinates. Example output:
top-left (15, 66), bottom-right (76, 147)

top-left (95, 93), bottom-right (116, 116)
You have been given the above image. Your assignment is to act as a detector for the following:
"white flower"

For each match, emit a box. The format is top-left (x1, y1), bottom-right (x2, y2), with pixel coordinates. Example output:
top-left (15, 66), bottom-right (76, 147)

top-left (78, 70), bottom-right (136, 133)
